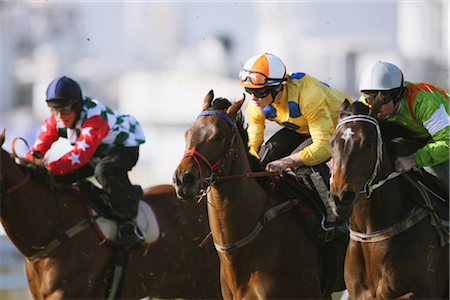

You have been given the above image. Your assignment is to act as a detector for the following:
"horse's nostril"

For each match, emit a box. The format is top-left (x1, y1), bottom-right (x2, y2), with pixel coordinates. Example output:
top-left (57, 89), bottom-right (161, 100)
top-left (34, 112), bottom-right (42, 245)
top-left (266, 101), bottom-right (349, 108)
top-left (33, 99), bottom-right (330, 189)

top-left (183, 172), bottom-right (195, 185)
top-left (173, 172), bottom-right (181, 186)
top-left (331, 193), bottom-right (340, 204)
top-left (342, 191), bottom-right (356, 205)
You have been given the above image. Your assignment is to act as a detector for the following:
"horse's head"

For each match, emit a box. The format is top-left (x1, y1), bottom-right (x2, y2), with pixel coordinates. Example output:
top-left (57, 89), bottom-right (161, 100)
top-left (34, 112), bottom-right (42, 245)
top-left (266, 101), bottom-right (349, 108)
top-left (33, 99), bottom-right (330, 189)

top-left (328, 101), bottom-right (381, 219)
top-left (174, 90), bottom-right (244, 201)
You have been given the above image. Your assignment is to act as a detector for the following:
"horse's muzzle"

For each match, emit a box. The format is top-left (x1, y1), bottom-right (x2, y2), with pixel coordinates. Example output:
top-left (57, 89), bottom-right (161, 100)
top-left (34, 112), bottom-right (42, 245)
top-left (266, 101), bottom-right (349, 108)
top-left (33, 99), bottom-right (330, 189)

top-left (329, 190), bottom-right (357, 219)
top-left (173, 169), bottom-right (200, 201)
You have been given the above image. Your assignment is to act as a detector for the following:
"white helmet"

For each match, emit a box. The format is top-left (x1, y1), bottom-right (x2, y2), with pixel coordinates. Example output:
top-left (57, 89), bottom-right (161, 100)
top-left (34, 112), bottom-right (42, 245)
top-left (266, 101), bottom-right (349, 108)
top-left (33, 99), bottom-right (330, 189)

top-left (239, 53), bottom-right (286, 88)
top-left (359, 61), bottom-right (404, 91)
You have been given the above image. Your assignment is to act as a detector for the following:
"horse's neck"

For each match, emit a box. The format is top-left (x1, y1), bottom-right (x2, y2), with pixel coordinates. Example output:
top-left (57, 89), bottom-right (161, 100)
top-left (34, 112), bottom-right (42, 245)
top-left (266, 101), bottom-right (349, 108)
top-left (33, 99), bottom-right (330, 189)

top-left (1, 150), bottom-right (63, 257)
top-left (207, 143), bottom-right (267, 249)
top-left (351, 150), bottom-right (413, 232)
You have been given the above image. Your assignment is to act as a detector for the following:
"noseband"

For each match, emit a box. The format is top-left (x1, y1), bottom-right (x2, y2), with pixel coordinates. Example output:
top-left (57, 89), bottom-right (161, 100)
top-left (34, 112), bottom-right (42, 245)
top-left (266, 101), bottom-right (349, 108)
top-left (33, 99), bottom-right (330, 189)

top-left (183, 110), bottom-right (237, 188)
top-left (335, 115), bottom-right (400, 197)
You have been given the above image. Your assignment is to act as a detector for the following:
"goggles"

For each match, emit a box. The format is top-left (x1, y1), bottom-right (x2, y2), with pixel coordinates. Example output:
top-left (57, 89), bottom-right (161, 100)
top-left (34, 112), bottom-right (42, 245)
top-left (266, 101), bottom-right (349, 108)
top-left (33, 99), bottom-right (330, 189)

top-left (363, 91), bottom-right (394, 106)
top-left (51, 104), bottom-right (74, 116)
top-left (239, 70), bottom-right (283, 86)
top-left (245, 87), bottom-right (274, 98)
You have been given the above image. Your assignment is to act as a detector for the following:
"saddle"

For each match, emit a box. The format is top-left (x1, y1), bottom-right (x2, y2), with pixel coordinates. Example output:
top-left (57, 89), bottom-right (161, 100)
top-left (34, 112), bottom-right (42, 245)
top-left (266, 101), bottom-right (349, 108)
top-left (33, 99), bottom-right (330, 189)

top-left (73, 180), bottom-right (160, 299)
top-left (74, 180), bottom-right (159, 247)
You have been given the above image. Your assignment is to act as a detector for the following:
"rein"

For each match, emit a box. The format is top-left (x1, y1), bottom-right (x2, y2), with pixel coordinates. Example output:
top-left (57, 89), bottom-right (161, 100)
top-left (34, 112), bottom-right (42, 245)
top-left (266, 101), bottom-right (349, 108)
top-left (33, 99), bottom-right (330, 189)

top-left (335, 115), bottom-right (400, 197)
top-left (216, 171), bottom-right (277, 182)
top-left (6, 173), bottom-right (31, 194)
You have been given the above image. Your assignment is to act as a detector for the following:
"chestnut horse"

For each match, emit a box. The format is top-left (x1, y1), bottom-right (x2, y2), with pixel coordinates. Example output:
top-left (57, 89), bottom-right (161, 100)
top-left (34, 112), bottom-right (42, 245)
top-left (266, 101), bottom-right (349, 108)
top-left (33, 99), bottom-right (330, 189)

top-left (0, 130), bottom-right (220, 299)
top-left (329, 101), bottom-right (449, 299)
top-left (174, 91), bottom-right (345, 299)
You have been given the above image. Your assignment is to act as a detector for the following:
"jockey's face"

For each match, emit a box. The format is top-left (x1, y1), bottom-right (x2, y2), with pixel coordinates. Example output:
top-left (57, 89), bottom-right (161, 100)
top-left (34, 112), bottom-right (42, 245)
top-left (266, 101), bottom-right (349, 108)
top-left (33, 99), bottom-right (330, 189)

top-left (250, 92), bottom-right (273, 109)
top-left (51, 105), bottom-right (77, 127)
top-left (246, 85), bottom-right (281, 109)
top-left (362, 89), bottom-right (402, 119)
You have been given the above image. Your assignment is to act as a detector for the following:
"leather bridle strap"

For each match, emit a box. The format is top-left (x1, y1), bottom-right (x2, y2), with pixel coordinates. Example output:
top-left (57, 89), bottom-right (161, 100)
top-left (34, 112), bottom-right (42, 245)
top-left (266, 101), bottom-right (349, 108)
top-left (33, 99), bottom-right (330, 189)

top-left (214, 198), bottom-right (300, 252)
top-left (184, 110), bottom-right (237, 186)
top-left (26, 216), bottom-right (97, 262)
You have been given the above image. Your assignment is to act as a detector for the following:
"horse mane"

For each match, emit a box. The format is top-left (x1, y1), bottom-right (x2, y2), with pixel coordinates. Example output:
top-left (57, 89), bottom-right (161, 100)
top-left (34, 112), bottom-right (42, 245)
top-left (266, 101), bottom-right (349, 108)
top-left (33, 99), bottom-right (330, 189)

top-left (20, 162), bottom-right (60, 189)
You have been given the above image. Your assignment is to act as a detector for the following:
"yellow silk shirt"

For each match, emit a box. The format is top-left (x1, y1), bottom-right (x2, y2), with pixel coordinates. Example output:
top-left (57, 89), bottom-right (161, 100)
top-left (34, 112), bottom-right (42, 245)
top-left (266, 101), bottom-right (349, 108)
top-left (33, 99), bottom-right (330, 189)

top-left (247, 73), bottom-right (352, 166)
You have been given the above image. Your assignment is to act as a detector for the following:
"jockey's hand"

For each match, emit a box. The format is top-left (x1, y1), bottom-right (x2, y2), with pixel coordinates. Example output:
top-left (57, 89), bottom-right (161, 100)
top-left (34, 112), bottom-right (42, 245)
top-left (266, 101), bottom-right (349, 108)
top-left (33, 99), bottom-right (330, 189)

top-left (27, 150), bottom-right (46, 166)
top-left (265, 154), bottom-right (303, 174)
top-left (395, 155), bottom-right (417, 172)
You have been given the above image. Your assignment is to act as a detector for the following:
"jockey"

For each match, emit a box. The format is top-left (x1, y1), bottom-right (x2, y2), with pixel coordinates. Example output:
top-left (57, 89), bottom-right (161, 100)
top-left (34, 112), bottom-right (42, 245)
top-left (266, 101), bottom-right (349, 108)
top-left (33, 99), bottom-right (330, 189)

top-left (240, 53), bottom-right (352, 226)
top-left (26, 76), bottom-right (146, 244)
top-left (359, 61), bottom-right (450, 191)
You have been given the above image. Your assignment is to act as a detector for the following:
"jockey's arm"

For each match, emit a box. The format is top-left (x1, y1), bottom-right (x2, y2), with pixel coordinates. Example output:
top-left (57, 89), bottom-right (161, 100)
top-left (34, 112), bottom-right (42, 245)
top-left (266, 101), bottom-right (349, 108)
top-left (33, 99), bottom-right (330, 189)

top-left (25, 115), bottom-right (60, 161)
top-left (295, 93), bottom-right (334, 166)
top-left (414, 126), bottom-right (450, 167)
top-left (47, 116), bottom-right (110, 176)
top-left (247, 101), bottom-right (266, 158)
top-left (266, 93), bottom-right (334, 173)
top-left (412, 92), bottom-right (450, 167)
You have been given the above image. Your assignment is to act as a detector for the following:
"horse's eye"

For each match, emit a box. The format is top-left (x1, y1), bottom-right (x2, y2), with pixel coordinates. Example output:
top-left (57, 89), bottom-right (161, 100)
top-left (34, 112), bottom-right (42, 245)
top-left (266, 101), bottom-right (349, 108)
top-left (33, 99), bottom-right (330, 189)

top-left (363, 141), bottom-right (374, 149)
top-left (215, 134), bottom-right (225, 143)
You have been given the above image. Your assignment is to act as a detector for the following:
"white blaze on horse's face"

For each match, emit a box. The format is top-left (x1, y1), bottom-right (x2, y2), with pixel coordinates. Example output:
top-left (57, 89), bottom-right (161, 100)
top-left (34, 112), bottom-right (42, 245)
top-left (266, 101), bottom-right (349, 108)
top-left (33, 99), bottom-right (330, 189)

top-left (341, 127), bottom-right (354, 143)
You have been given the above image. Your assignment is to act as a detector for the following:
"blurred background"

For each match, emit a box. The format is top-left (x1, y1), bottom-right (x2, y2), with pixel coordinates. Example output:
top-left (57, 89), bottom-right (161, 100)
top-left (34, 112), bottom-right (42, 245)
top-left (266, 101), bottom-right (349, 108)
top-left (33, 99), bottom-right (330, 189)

top-left (0, 1), bottom-right (448, 298)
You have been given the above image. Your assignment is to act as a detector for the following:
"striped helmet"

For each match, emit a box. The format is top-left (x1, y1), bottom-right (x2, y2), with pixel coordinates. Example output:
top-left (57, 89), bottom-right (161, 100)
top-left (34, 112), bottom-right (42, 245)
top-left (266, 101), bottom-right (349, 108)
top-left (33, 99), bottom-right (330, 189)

top-left (239, 53), bottom-right (286, 88)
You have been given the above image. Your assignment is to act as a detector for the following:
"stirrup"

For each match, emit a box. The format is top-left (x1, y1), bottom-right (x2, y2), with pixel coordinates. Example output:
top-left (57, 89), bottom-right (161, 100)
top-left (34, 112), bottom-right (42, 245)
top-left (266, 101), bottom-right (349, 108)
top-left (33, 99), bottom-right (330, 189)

top-left (133, 223), bottom-right (146, 241)
top-left (119, 221), bottom-right (145, 241)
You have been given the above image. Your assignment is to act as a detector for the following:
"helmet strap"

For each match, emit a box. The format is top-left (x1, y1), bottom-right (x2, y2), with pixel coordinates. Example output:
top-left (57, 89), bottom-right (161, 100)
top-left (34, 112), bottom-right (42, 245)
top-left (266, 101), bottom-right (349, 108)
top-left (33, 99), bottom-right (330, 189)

top-left (270, 85), bottom-right (283, 103)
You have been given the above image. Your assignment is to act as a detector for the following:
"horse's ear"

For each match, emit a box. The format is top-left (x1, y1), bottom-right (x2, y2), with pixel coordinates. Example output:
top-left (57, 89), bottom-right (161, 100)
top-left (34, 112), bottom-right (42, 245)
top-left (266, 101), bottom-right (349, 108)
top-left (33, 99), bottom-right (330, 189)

top-left (0, 129), bottom-right (5, 146)
top-left (340, 99), bottom-right (350, 111)
top-left (202, 90), bottom-right (214, 111)
top-left (369, 101), bottom-right (381, 117)
top-left (227, 94), bottom-right (245, 118)
top-left (338, 99), bottom-right (351, 119)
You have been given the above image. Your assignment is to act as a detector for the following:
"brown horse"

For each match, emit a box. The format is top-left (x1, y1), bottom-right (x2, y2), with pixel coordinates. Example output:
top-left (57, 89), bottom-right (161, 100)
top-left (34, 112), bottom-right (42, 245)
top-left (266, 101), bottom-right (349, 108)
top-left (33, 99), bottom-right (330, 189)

top-left (329, 101), bottom-right (449, 299)
top-left (174, 91), bottom-right (345, 299)
top-left (0, 130), bottom-right (220, 299)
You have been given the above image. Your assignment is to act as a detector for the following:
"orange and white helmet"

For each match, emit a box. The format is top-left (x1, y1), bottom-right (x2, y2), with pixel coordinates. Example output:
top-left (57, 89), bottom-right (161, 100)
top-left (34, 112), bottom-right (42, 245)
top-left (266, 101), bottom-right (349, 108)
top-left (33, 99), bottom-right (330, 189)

top-left (239, 53), bottom-right (286, 88)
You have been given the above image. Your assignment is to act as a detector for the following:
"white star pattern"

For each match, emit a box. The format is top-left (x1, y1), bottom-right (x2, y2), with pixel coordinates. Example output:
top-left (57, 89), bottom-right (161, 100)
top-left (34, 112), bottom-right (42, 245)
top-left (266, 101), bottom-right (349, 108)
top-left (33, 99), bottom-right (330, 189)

top-left (34, 139), bottom-right (43, 147)
top-left (77, 139), bottom-right (90, 152)
top-left (69, 153), bottom-right (81, 165)
top-left (81, 127), bottom-right (92, 136)
top-left (341, 127), bottom-right (354, 143)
